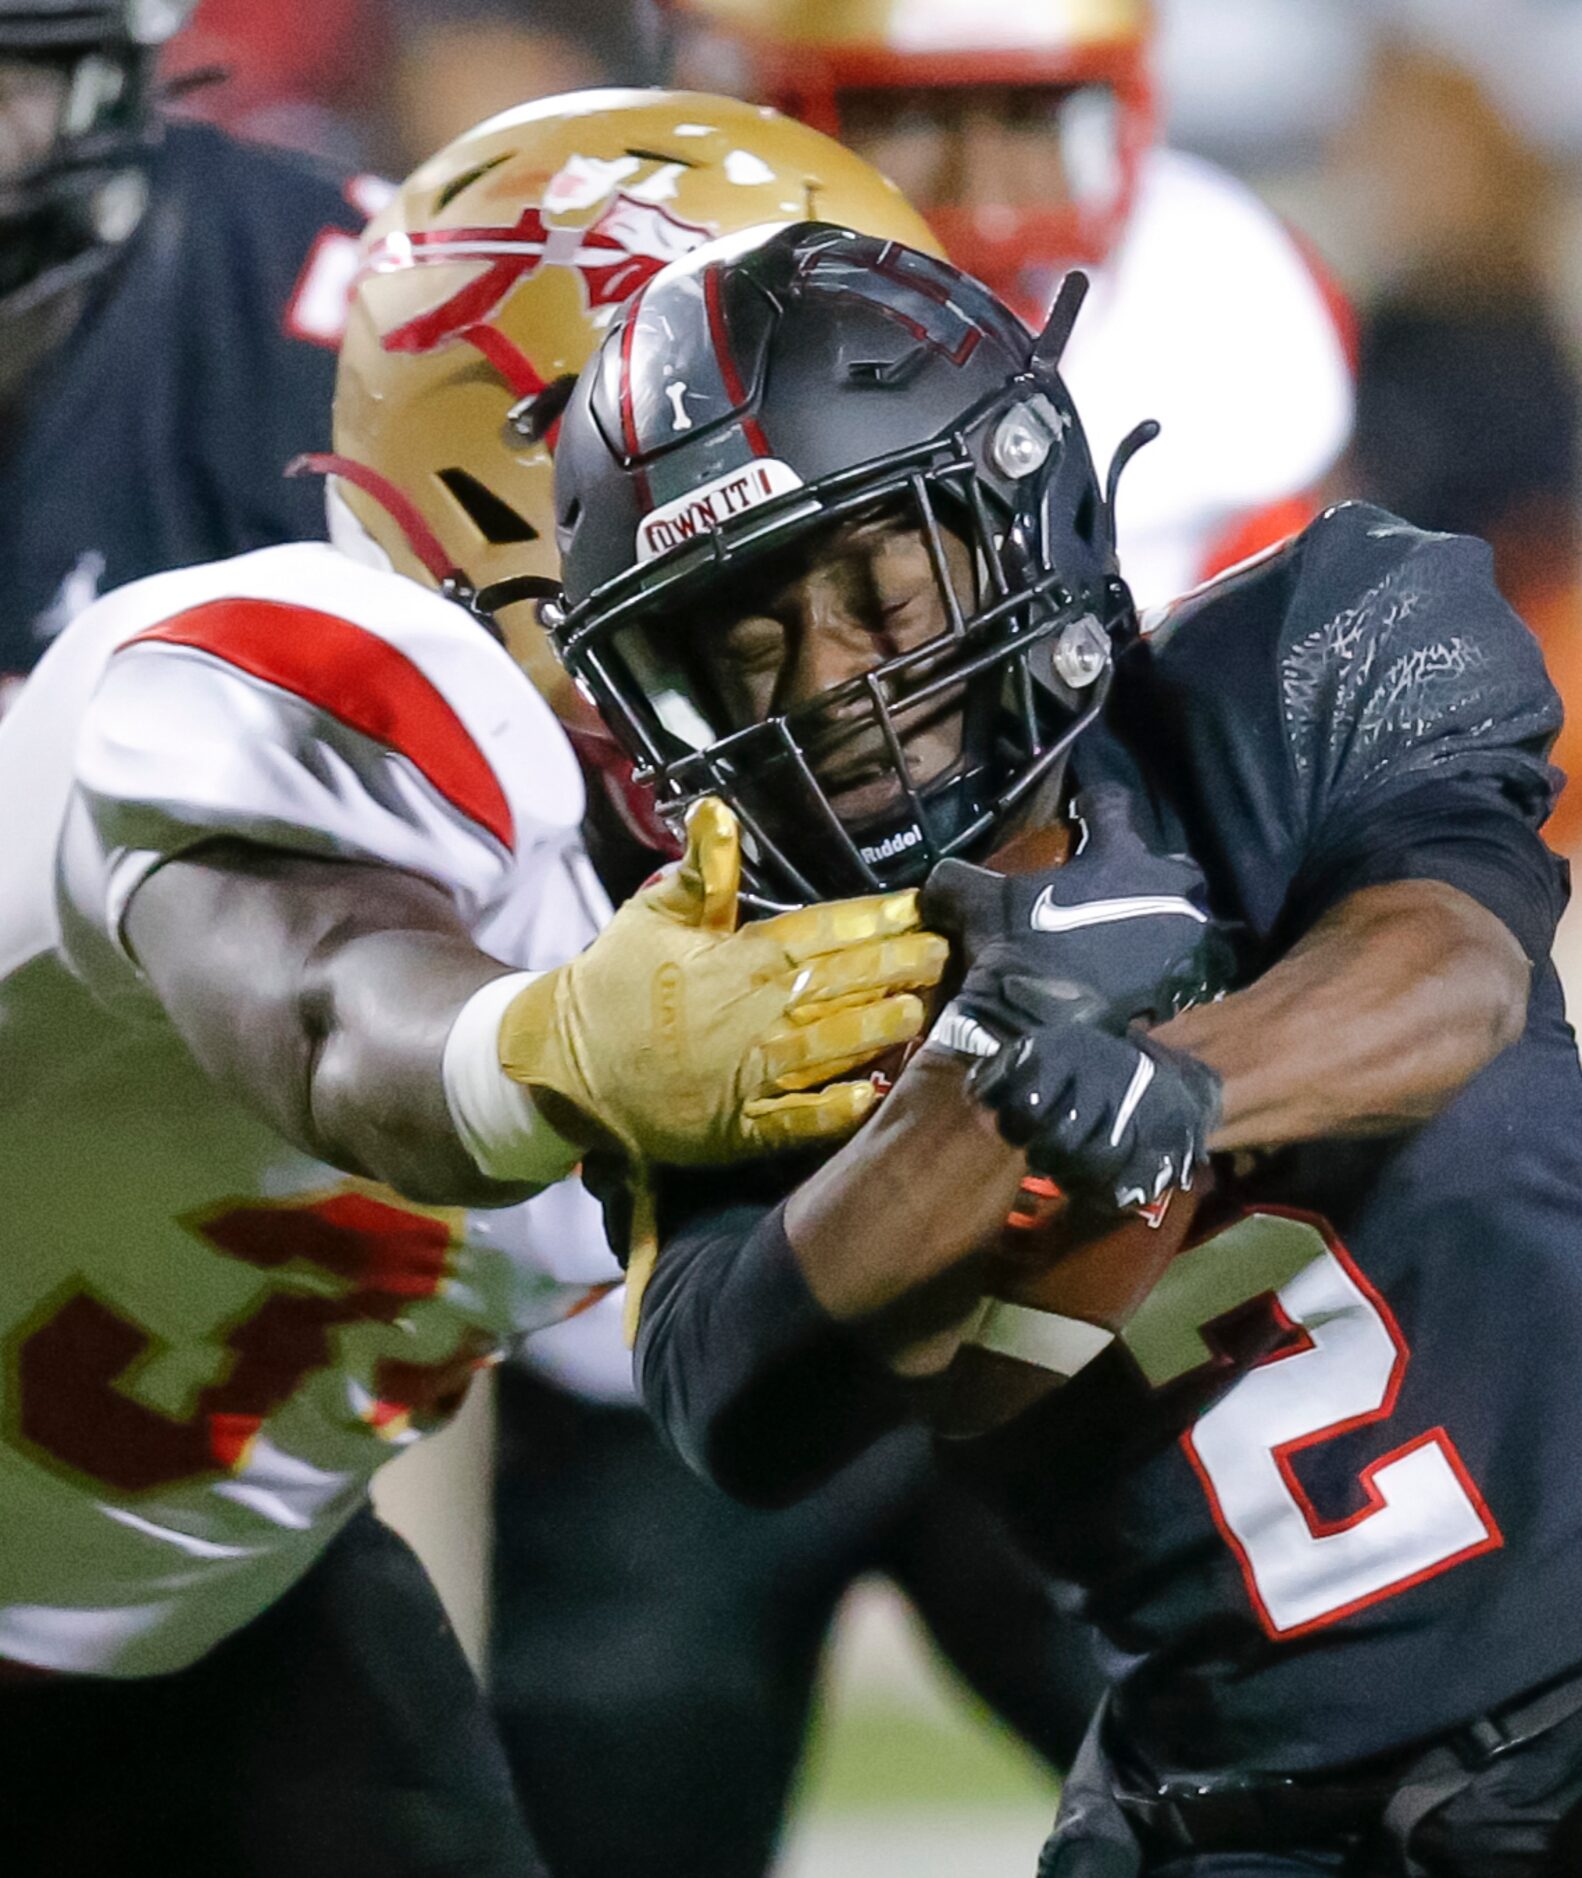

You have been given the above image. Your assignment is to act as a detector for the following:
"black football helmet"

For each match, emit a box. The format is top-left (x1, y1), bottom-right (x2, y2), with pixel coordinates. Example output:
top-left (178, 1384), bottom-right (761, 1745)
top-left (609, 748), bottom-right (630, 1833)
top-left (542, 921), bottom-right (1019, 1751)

top-left (543, 221), bottom-right (1156, 906)
top-left (0, 0), bottom-right (193, 318)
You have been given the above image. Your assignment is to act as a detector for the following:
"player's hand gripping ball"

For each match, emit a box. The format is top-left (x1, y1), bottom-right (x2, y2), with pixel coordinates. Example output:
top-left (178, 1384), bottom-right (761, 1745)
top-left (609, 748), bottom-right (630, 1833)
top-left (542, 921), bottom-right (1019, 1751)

top-left (918, 787), bottom-right (1228, 1435)
top-left (971, 979), bottom-right (1223, 1213)
top-left (920, 783), bottom-right (1227, 1038)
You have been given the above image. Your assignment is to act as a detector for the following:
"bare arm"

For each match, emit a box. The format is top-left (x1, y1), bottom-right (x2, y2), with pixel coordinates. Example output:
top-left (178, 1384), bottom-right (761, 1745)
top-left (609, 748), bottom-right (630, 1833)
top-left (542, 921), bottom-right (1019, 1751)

top-left (1156, 878), bottom-right (1530, 1153)
top-left (785, 1049), bottom-right (1027, 1343)
top-left (124, 842), bottom-right (527, 1205)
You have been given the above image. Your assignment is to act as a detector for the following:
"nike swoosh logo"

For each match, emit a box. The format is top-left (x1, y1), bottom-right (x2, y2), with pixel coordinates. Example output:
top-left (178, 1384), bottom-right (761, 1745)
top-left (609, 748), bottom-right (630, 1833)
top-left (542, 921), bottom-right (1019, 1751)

top-left (1029, 891), bottom-right (1208, 933)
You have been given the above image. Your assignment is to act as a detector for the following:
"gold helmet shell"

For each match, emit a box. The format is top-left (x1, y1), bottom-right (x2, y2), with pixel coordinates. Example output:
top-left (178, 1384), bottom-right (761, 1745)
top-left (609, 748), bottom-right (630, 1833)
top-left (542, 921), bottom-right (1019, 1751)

top-left (330, 87), bottom-right (942, 701)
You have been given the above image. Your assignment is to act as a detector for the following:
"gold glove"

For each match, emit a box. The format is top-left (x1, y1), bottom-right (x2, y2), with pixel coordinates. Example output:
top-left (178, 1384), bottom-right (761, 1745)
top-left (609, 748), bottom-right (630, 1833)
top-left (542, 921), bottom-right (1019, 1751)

top-left (498, 796), bottom-right (947, 1167)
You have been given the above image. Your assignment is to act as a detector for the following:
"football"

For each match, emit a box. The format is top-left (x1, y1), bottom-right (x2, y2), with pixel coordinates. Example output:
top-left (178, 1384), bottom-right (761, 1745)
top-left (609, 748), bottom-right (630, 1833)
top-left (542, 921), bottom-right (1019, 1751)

top-left (931, 1175), bottom-right (1208, 1437)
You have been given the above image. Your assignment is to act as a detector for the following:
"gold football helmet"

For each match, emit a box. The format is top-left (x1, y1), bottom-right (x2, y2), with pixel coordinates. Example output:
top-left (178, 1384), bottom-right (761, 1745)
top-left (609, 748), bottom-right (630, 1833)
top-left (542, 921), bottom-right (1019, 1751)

top-left (666, 1), bottom-right (1155, 324)
top-left (327, 87), bottom-right (942, 718)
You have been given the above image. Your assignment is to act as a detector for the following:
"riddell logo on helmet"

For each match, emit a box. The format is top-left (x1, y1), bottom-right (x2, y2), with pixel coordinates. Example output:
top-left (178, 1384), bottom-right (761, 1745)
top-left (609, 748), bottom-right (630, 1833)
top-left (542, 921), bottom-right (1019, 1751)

top-left (636, 460), bottom-right (804, 562)
top-left (859, 826), bottom-right (923, 865)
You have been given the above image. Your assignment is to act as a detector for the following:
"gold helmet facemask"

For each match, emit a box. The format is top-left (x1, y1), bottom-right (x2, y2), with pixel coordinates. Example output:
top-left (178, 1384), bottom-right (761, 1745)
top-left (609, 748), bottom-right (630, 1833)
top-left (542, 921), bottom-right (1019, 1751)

top-left (314, 86), bottom-right (943, 737)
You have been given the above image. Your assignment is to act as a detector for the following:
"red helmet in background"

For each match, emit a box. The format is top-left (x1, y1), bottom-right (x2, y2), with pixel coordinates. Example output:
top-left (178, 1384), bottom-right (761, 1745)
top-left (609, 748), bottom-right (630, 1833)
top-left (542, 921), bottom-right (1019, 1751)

top-left (665, 0), bottom-right (1156, 324)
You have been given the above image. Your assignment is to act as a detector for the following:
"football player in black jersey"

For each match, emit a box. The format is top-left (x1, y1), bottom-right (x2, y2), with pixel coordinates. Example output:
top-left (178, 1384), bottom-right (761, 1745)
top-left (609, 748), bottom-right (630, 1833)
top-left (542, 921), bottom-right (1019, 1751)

top-left (545, 222), bottom-right (1582, 1874)
top-left (0, 0), bottom-right (375, 704)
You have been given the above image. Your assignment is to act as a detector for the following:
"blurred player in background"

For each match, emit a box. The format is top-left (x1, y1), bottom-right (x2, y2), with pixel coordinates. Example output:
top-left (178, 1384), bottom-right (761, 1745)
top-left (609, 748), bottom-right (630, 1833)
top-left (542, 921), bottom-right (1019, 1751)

top-left (0, 85), bottom-right (941, 1873)
top-left (1334, 42), bottom-right (1582, 847)
top-left (381, 0), bottom-right (664, 170)
top-left (0, 0), bottom-right (383, 713)
top-left (667, 0), bottom-right (1355, 608)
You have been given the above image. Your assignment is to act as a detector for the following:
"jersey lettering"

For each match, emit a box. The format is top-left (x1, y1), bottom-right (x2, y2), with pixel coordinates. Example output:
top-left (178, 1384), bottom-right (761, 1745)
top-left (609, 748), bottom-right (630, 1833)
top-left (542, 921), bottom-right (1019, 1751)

top-left (10, 1190), bottom-right (460, 1494)
top-left (1123, 1207), bottom-right (1501, 1637)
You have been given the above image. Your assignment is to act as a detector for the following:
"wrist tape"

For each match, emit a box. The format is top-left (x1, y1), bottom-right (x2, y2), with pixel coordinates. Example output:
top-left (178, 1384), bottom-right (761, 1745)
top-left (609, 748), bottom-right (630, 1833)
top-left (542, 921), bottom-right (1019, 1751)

top-left (441, 972), bottom-right (584, 1188)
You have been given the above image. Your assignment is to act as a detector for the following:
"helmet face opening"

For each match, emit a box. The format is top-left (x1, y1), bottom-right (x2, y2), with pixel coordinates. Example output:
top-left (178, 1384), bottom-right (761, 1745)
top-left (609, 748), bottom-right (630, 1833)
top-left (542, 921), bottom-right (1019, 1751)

top-left (558, 420), bottom-right (1121, 904)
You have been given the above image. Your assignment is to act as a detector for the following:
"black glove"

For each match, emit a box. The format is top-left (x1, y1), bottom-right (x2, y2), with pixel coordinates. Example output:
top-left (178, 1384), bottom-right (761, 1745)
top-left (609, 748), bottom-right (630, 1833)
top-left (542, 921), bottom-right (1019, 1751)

top-left (968, 976), bottom-right (1222, 1212)
top-left (920, 785), bottom-right (1229, 1037)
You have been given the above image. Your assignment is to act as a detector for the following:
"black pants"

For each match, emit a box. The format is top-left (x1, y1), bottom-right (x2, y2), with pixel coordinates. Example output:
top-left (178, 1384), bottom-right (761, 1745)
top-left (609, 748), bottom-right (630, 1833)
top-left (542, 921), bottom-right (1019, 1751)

top-left (1042, 1688), bottom-right (1582, 1878)
top-left (0, 1509), bottom-right (544, 1878)
top-left (490, 1364), bottom-right (1110, 1878)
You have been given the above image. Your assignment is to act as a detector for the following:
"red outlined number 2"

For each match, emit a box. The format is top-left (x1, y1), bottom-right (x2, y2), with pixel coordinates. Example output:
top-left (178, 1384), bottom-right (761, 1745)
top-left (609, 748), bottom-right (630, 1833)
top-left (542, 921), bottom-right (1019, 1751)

top-left (1164, 1209), bottom-right (1501, 1637)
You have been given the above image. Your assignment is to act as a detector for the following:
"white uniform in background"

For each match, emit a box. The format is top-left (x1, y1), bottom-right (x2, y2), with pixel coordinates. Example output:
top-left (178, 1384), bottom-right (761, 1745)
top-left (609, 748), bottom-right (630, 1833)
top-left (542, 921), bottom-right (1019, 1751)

top-left (0, 540), bottom-right (619, 1676)
top-left (1063, 145), bottom-right (1356, 611)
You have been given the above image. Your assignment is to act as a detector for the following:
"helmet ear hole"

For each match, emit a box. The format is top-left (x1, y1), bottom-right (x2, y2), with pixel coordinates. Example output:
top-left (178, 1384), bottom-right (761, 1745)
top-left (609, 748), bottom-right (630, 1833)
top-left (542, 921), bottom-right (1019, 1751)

top-left (437, 468), bottom-right (538, 544)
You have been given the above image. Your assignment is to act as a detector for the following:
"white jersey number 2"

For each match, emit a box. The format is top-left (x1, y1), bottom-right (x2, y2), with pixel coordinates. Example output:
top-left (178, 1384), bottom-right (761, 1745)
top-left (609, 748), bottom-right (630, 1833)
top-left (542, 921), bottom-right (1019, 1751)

top-left (1124, 1208), bottom-right (1501, 1638)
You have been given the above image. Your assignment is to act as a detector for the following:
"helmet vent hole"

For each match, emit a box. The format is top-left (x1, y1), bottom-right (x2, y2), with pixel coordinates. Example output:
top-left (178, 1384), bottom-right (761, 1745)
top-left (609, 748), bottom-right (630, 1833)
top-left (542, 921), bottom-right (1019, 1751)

top-left (438, 468), bottom-right (539, 544)
top-left (433, 151), bottom-right (511, 213)
top-left (626, 146), bottom-right (695, 168)
top-left (1074, 487), bottom-right (1097, 545)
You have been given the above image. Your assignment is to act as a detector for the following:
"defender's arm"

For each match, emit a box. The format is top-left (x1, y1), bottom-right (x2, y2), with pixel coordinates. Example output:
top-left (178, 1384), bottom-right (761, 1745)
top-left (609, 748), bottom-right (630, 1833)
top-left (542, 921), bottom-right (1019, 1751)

top-left (125, 843), bottom-right (536, 1204)
top-left (124, 807), bottom-right (945, 1211)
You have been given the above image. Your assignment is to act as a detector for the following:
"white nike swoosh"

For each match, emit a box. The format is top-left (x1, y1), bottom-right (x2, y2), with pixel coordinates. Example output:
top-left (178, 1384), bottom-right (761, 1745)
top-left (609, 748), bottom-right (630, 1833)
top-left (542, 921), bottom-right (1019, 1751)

top-left (1109, 1051), bottom-right (1156, 1147)
top-left (1029, 891), bottom-right (1208, 933)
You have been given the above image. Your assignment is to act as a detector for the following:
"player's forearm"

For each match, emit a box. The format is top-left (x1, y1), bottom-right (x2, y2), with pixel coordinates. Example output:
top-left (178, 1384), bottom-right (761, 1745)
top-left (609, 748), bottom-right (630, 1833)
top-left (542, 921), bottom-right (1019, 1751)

top-left (784, 1048), bottom-right (1027, 1330)
top-left (1155, 880), bottom-right (1529, 1152)
top-left (300, 927), bottom-right (539, 1204)
top-left (637, 1195), bottom-right (911, 1505)
top-left (125, 846), bottom-right (543, 1206)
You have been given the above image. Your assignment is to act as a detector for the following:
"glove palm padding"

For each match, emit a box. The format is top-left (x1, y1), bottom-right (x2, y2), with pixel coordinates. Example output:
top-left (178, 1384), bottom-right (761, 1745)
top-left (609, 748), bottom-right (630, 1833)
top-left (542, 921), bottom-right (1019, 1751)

top-left (498, 798), bottom-right (948, 1168)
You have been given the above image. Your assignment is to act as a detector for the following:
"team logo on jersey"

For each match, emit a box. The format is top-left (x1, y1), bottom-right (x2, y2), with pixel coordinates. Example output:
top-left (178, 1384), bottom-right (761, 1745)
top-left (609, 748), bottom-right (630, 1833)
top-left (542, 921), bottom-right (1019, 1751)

top-left (364, 159), bottom-right (713, 357)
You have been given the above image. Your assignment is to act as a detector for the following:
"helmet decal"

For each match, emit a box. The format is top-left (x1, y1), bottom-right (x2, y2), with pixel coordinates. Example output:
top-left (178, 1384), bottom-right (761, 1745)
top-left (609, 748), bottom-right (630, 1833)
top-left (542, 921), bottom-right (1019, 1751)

top-left (636, 458), bottom-right (804, 562)
top-left (797, 240), bottom-right (993, 365)
top-left (365, 188), bottom-right (713, 358)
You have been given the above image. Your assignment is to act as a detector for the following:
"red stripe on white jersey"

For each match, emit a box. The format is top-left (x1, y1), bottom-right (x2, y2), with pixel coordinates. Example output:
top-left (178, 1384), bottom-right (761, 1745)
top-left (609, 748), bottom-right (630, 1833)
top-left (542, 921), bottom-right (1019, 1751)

top-left (121, 599), bottom-right (515, 851)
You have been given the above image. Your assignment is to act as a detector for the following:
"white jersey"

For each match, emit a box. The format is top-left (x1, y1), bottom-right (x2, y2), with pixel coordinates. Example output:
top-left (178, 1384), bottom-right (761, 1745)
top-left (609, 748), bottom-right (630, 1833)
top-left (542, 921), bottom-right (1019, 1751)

top-left (0, 541), bottom-right (620, 1676)
top-left (1063, 146), bottom-right (1355, 611)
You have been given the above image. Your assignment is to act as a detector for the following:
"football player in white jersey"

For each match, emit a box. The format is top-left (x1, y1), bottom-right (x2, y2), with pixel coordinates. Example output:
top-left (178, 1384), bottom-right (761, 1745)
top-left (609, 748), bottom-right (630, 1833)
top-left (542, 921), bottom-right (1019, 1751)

top-left (667, 0), bottom-right (1357, 608)
top-left (0, 92), bottom-right (950, 1878)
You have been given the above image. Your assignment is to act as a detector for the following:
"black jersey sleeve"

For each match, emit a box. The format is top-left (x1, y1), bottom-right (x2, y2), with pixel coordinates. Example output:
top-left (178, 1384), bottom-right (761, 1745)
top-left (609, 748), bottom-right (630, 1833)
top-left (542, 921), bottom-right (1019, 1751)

top-left (1274, 506), bottom-right (1566, 960)
top-left (630, 1167), bottom-right (910, 1506)
top-left (1129, 504), bottom-right (1567, 967)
